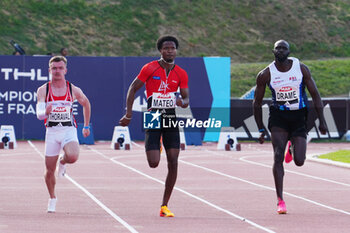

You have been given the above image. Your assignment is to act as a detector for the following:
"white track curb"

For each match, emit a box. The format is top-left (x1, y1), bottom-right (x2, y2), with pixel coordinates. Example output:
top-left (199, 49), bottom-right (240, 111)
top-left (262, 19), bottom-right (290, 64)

top-left (307, 153), bottom-right (350, 169)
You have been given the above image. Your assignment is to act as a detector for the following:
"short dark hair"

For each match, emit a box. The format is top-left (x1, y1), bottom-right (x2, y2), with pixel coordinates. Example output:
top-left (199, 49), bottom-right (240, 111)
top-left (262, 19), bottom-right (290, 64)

top-left (157, 36), bottom-right (179, 51)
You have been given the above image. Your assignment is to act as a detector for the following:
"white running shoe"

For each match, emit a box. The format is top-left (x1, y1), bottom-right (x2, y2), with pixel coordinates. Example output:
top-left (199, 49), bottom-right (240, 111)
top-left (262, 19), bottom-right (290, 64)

top-left (47, 198), bottom-right (57, 213)
top-left (58, 161), bottom-right (66, 178)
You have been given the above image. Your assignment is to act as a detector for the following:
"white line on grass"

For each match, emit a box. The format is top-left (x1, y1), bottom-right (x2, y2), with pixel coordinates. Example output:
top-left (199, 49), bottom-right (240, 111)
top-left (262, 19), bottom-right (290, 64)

top-left (27, 140), bottom-right (139, 233)
top-left (90, 146), bottom-right (275, 233)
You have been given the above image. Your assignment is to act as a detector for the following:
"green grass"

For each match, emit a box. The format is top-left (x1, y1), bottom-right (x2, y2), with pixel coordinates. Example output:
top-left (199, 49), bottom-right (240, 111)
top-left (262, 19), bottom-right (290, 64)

top-left (1, 0), bottom-right (349, 60)
top-left (318, 150), bottom-right (350, 164)
top-left (1, 0), bottom-right (349, 97)
top-left (231, 58), bottom-right (350, 97)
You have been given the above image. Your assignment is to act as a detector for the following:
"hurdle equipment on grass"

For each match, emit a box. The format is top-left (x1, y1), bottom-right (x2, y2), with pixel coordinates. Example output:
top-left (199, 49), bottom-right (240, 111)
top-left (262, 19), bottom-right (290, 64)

top-left (0, 125), bottom-right (17, 149)
top-left (111, 126), bottom-right (131, 150)
top-left (217, 127), bottom-right (240, 151)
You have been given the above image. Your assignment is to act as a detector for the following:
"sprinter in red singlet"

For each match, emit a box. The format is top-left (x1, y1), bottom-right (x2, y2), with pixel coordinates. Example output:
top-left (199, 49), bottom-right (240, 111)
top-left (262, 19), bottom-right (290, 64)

top-left (36, 56), bottom-right (91, 213)
top-left (253, 40), bottom-right (327, 214)
top-left (119, 36), bottom-right (189, 217)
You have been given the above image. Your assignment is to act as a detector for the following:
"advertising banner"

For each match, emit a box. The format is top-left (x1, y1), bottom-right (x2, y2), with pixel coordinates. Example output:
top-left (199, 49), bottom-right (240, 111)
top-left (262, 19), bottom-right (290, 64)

top-left (0, 56), bottom-right (230, 143)
top-left (230, 98), bottom-right (350, 139)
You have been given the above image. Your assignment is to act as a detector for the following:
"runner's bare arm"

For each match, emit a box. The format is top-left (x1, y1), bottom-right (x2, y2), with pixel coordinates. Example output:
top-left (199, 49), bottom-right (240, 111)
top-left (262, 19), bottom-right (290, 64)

top-left (253, 68), bottom-right (269, 143)
top-left (72, 85), bottom-right (91, 137)
top-left (301, 64), bottom-right (328, 134)
top-left (119, 78), bottom-right (144, 126)
top-left (36, 84), bottom-right (52, 120)
top-left (177, 88), bottom-right (189, 108)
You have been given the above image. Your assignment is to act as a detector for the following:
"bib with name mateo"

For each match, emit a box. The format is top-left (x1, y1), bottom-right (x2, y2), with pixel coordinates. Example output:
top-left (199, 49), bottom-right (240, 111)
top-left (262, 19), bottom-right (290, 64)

top-left (151, 92), bottom-right (176, 109)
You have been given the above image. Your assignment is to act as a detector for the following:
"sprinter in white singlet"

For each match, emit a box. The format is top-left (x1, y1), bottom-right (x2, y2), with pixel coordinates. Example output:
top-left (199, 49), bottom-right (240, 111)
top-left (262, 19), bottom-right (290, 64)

top-left (253, 40), bottom-right (327, 214)
top-left (36, 56), bottom-right (91, 213)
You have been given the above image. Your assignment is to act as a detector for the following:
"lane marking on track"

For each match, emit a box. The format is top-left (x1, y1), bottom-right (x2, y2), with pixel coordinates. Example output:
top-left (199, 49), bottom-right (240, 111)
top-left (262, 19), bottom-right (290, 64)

top-left (0, 153), bottom-right (31, 157)
top-left (27, 140), bottom-right (139, 233)
top-left (239, 155), bottom-right (350, 187)
top-left (178, 156), bottom-right (350, 216)
top-left (307, 153), bottom-right (350, 169)
top-left (90, 147), bottom-right (275, 233)
top-left (131, 142), bottom-right (350, 214)
top-left (131, 141), bottom-right (143, 148)
top-left (199, 148), bottom-right (350, 187)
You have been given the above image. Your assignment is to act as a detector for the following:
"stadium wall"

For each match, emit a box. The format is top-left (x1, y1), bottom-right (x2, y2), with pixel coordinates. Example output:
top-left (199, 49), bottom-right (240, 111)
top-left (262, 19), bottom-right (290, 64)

top-left (0, 55), bottom-right (230, 143)
top-left (230, 98), bottom-right (350, 140)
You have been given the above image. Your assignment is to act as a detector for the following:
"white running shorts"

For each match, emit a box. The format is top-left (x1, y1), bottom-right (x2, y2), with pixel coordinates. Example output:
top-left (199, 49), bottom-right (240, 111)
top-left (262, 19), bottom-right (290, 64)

top-left (45, 126), bottom-right (78, 156)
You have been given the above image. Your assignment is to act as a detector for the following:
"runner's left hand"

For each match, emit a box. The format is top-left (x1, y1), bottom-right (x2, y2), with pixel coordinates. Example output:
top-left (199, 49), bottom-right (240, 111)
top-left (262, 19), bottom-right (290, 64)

top-left (82, 128), bottom-right (90, 137)
top-left (176, 98), bottom-right (184, 107)
top-left (258, 131), bottom-right (265, 144)
top-left (319, 122), bottom-right (328, 135)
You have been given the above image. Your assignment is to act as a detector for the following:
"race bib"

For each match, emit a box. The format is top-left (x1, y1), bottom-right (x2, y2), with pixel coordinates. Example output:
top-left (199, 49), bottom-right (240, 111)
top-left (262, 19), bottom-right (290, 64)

top-left (48, 101), bottom-right (72, 122)
top-left (276, 86), bottom-right (298, 103)
top-left (151, 92), bottom-right (176, 109)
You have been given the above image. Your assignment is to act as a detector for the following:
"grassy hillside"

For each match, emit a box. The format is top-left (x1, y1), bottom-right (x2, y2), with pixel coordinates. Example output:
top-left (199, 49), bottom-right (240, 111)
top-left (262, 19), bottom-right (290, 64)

top-left (1, 0), bottom-right (349, 61)
top-left (1, 0), bottom-right (349, 97)
top-left (231, 58), bottom-right (350, 97)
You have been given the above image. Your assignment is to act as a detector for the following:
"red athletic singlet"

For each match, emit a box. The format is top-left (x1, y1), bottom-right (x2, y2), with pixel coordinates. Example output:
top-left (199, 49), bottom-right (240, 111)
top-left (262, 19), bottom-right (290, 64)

top-left (137, 60), bottom-right (188, 98)
top-left (44, 81), bottom-right (76, 127)
top-left (137, 60), bottom-right (188, 110)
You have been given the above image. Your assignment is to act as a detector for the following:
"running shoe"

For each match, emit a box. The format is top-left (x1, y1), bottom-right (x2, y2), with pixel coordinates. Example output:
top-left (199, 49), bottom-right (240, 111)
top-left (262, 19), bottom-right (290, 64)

top-left (160, 205), bottom-right (175, 217)
top-left (277, 199), bottom-right (287, 214)
top-left (47, 198), bottom-right (57, 213)
top-left (57, 160), bottom-right (66, 178)
top-left (160, 136), bottom-right (163, 154)
top-left (285, 141), bottom-right (293, 163)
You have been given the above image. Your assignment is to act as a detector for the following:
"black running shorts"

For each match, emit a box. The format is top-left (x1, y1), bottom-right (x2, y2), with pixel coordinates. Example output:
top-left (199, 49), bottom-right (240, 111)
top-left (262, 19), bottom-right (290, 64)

top-left (268, 106), bottom-right (308, 138)
top-left (145, 109), bottom-right (180, 151)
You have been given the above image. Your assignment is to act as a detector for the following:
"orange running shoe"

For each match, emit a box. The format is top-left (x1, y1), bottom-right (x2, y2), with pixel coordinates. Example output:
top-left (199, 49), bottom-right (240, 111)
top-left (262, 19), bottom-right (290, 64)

top-left (277, 198), bottom-right (287, 214)
top-left (160, 205), bottom-right (175, 217)
top-left (284, 141), bottom-right (293, 163)
top-left (160, 136), bottom-right (163, 154)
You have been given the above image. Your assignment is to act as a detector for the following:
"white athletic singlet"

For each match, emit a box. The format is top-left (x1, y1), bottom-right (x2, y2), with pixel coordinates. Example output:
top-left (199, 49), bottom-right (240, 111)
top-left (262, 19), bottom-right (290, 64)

top-left (268, 57), bottom-right (308, 111)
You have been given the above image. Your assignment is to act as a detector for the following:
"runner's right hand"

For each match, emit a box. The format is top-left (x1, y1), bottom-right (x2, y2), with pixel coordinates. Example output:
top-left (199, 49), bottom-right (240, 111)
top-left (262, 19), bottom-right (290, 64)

top-left (45, 103), bottom-right (53, 115)
top-left (119, 115), bottom-right (131, 126)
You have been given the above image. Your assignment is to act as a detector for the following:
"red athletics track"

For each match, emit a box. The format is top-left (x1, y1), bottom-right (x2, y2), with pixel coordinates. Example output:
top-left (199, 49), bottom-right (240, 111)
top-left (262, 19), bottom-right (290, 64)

top-left (0, 141), bottom-right (349, 233)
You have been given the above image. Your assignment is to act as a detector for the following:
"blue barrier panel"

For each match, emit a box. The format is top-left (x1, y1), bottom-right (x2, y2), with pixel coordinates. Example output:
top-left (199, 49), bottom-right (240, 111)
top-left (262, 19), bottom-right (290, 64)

top-left (203, 57), bottom-right (231, 141)
top-left (230, 98), bottom-right (350, 140)
top-left (0, 55), bottom-right (230, 143)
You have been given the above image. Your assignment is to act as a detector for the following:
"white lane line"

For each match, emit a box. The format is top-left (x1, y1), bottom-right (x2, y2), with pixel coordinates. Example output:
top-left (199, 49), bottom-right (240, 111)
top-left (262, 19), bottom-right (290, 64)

top-left (27, 140), bottom-right (138, 233)
top-left (132, 143), bottom-right (350, 214)
top-left (239, 155), bottom-right (350, 188)
top-left (131, 141), bottom-right (143, 148)
top-left (307, 154), bottom-right (350, 169)
top-left (200, 148), bottom-right (350, 188)
top-left (90, 147), bottom-right (275, 233)
top-left (0, 153), bottom-right (31, 157)
top-left (178, 158), bottom-right (350, 216)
